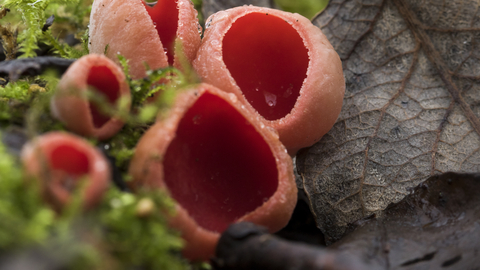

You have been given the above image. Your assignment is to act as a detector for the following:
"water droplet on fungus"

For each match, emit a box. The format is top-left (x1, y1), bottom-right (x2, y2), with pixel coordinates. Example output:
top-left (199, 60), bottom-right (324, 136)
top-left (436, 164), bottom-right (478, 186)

top-left (264, 91), bottom-right (277, 107)
top-left (205, 18), bottom-right (212, 29)
top-left (283, 84), bottom-right (293, 98)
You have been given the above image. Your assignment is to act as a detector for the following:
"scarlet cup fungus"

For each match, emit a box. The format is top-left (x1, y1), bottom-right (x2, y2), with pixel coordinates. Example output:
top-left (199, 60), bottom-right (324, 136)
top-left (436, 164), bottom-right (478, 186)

top-left (193, 6), bottom-right (345, 155)
top-left (21, 132), bottom-right (111, 212)
top-left (51, 54), bottom-right (131, 140)
top-left (129, 83), bottom-right (297, 261)
top-left (89, 0), bottom-right (202, 79)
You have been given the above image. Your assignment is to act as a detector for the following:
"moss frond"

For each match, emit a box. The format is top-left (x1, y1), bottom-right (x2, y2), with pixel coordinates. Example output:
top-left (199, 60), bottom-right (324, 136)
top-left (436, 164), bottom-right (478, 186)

top-left (0, 135), bottom-right (189, 269)
top-left (99, 189), bottom-right (188, 270)
top-left (14, 3), bottom-right (42, 58)
top-left (3, 0), bottom-right (90, 59)
top-left (0, 138), bottom-right (55, 249)
top-left (0, 79), bottom-right (31, 100)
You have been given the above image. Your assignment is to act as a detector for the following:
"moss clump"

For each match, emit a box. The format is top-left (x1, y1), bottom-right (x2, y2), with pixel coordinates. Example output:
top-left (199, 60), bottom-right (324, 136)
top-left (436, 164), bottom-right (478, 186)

top-left (2, 0), bottom-right (91, 59)
top-left (0, 138), bottom-right (54, 249)
top-left (99, 189), bottom-right (188, 270)
top-left (0, 136), bottom-right (190, 269)
top-left (0, 48), bottom-right (196, 270)
top-left (0, 0), bottom-right (212, 268)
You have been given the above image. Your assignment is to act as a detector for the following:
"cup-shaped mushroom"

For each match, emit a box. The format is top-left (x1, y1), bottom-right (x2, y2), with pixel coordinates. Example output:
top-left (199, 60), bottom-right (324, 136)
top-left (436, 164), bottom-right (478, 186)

top-left (193, 7), bottom-right (345, 155)
top-left (129, 83), bottom-right (297, 261)
top-left (51, 54), bottom-right (131, 141)
top-left (89, 0), bottom-right (202, 79)
top-left (21, 132), bottom-right (111, 212)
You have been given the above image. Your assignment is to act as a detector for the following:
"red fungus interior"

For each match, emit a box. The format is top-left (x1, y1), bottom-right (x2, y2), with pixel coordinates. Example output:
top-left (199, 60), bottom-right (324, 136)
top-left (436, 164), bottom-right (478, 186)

top-left (87, 65), bottom-right (120, 129)
top-left (50, 144), bottom-right (90, 176)
top-left (222, 13), bottom-right (309, 121)
top-left (143, 0), bottom-right (179, 65)
top-left (163, 92), bottom-right (279, 233)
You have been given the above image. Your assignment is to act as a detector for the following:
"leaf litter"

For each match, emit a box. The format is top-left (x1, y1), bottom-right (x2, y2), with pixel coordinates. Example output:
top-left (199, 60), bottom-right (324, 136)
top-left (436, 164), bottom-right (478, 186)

top-left (296, 0), bottom-right (480, 245)
top-left (213, 172), bottom-right (480, 269)
top-left (330, 172), bottom-right (480, 269)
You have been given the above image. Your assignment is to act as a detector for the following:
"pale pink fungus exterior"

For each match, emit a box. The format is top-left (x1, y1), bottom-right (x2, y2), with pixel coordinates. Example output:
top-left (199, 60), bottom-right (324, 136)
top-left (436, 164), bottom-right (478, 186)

top-left (129, 83), bottom-right (297, 261)
top-left (51, 54), bottom-right (131, 141)
top-left (193, 6), bottom-right (345, 155)
top-left (21, 132), bottom-right (111, 212)
top-left (89, 0), bottom-right (202, 79)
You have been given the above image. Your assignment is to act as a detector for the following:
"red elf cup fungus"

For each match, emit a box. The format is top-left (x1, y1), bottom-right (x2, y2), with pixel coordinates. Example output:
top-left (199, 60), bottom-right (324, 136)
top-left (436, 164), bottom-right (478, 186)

top-left (21, 132), bottom-right (111, 212)
top-left (51, 54), bottom-right (131, 141)
top-left (193, 7), bottom-right (345, 155)
top-left (129, 83), bottom-right (297, 261)
top-left (89, 0), bottom-right (202, 79)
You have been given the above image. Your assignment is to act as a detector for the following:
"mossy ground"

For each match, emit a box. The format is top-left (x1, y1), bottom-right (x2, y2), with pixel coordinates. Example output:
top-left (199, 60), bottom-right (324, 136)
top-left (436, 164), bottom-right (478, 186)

top-left (0, 1), bottom-right (203, 269)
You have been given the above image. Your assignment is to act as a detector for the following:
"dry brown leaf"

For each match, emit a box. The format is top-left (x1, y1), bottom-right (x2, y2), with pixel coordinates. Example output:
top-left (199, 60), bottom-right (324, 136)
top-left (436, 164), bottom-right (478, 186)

top-left (297, 0), bottom-right (480, 243)
top-left (330, 172), bottom-right (480, 269)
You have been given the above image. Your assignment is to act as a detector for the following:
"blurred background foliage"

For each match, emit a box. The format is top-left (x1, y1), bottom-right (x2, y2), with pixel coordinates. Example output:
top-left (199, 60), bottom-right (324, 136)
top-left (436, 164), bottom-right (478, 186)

top-left (273, 0), bottom-right (329, 19)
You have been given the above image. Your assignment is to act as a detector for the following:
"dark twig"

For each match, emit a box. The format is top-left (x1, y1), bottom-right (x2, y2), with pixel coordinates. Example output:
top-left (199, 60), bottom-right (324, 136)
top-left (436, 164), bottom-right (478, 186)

top-left (0, 56), bottom-right (75, 81)
top-left (212, 222), bottom-right (369, 270)
top-left (42, 15), bottom-right (55, 32)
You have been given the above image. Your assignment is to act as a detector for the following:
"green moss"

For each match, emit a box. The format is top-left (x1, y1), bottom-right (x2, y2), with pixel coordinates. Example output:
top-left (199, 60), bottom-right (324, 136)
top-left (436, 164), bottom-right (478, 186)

top-left (0, 139), bottom-right (54, 249)
top-left (0, 52), bottom-right (195, 267)
top-left (3, 0), bottom-right (90, 59)
top-left (0, 1), bottom-right (213, 268)
top-left (97, 57), bottom-right (194, 175)
top-left (0, 79), bottom-right (30, 100)
top-left (0, 136), bottom-right (189, 269)
top-left (0, 76), bottom-right (60, 128)
top-left (99, 189), bottom-right (188, 270)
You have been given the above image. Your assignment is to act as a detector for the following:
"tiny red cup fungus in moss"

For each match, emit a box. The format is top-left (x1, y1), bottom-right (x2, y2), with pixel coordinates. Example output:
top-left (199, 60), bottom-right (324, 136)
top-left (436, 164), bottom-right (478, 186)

top-left (129, 83), bottom-right (297, 261)
top-left (89, 0), bottom-right (202, 79)
top-left (51, 54), bottom-right (131, 141)
top-left (21, 132), bottom-right (111, 212)
top-left (193, 6), bottom-right (345, 155)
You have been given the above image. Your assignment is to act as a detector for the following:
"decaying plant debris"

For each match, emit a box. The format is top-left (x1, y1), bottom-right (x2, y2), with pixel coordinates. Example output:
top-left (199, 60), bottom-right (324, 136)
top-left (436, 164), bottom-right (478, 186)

top-left (212, 222), bottom-right (365, 270)
top-left (213, 172), bottom-right (480, 269)
top-left (298, 0), bottom-right (480, 244)
top-left (332, 172), bottom-right (480, 269)
top-left (0, 56), bottom-right (74, 81)
top-left (0, 23), bottom-right (17, 61)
